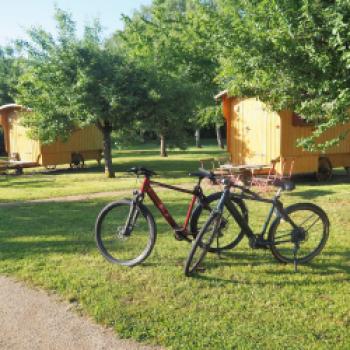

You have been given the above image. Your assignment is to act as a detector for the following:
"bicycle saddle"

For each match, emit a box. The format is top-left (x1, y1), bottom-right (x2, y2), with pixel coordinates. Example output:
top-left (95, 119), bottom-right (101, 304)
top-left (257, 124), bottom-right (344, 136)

top-left (275, 179), bottom-right (295, 191)
top-left (127, 167), bottom-right (157, 177)
top-left (189, 168), bottom-right (216, 181)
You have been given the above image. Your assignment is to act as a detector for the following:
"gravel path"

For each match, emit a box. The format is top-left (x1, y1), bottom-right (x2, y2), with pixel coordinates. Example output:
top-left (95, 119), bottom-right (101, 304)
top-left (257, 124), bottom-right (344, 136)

top-left (0, 276), bottom-right (164, 350)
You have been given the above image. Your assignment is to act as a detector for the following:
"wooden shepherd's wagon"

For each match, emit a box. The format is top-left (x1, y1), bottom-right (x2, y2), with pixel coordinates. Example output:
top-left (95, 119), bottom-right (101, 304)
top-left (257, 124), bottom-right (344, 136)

top-left (216, 91), bottom-right (350, 180)
top-left (0, 104), bottom-right (103, 173)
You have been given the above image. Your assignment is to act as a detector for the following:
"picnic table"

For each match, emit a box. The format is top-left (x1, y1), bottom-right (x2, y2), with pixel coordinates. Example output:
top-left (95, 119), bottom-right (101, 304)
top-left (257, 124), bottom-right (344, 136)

top-left (219, 163), bottom-right (275, 176)
top-left (219, 163), bottom-right (272, 171)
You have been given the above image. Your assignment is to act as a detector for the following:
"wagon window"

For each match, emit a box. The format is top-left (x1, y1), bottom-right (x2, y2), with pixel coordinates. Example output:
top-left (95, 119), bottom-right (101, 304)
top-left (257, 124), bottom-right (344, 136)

top-left (292, 112), bottom-right (315, 127)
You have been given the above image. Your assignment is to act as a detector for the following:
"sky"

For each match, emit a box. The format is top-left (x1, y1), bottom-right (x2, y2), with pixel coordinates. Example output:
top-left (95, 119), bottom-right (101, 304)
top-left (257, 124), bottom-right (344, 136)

top-left (0, 0), bottom-right (152, 45)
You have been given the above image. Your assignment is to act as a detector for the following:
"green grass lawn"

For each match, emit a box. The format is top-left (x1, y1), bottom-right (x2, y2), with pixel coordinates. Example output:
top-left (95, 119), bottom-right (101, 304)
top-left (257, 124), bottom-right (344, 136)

top-left (0, 141), bottom-right (225, 202)
top-left (0, 142), bottom-right (349, 349)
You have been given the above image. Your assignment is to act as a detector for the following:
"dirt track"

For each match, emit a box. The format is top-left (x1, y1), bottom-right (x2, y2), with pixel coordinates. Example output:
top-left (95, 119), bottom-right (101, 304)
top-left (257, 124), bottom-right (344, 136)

top-left (0, 276), bottom-right (163, 350)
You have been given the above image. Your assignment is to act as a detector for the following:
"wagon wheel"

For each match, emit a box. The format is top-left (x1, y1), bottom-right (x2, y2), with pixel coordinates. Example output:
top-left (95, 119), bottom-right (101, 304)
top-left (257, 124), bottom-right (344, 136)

top-left (15, 167), bottom-right (23, 175)
top-left (70, 153), bottom-right (85, 169)
top-left (97, 150), bottom-right (103, 166)
top-left (316, 157), bottom-right (332, 181)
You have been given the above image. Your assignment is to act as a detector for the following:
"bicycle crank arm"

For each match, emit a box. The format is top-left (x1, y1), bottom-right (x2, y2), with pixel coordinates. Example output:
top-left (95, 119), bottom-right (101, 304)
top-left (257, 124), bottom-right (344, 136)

top-left (249, 236), bottom-right (272, 249)
top-left (174, 228), bottom-right (192, 242)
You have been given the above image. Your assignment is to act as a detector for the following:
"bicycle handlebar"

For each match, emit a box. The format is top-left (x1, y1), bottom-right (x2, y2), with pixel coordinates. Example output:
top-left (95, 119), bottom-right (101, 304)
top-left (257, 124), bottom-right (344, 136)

top-left (188, 168), bottom-right (216, 181)
top-left (127, 167), bottom-right (157, 177)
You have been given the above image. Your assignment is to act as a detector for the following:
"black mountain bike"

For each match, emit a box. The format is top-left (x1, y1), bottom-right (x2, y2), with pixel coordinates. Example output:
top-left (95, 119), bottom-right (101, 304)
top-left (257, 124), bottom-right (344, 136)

top-left (185, 170), bottom-right (330, 276)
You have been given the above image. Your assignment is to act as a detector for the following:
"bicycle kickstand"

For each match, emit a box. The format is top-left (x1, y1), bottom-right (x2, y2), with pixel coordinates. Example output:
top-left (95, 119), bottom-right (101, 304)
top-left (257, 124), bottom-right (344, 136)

top-left (216, 235), bottom-right (222, 259)
top-left (293, 243), bottom-right (300, 273)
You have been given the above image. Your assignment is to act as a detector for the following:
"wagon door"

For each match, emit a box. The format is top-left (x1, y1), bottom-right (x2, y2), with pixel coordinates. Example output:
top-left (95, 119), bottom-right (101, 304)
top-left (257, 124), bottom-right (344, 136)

top-left (9, 113), bottom-right (40, 162)
top-left (232, 98), bottom-right (280, 166)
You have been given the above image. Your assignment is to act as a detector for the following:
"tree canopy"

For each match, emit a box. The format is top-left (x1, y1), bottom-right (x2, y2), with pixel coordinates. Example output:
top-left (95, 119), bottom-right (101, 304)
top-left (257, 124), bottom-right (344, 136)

top-left (116, 0), bottom-right (223, 154)
top-left (0, 46), bottom-right (21, 105)
top-left (16, 8), bottom-right (147, 177)
top-left (217, 0), bottom-right (350, 150)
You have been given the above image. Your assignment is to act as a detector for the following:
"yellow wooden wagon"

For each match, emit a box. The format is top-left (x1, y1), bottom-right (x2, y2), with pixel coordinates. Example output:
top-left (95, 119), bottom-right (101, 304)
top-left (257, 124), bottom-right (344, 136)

top-left (0, 104), bottom-right (103, 173)
top-left (216, 91), bottom-right (350, 180)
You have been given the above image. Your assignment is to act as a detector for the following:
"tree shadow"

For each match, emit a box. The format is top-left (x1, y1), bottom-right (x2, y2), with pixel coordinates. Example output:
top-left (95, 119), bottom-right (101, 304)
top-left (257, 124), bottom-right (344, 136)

top-left (0, 199), bottom-right (194, 260)
top-left (7, 156), bottom-right (222, 178)
top-left (292, 172), bottom-right (350, 186)
top-left (288, 189), bottom-right (335, 199)
top-left (0, 178), bottom-right (55, 188)
top-left (0, 240), bottom-right (96, 260)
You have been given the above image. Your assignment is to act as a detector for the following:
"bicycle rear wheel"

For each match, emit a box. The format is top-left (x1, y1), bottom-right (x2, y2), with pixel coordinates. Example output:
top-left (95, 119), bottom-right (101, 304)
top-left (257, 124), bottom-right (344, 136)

top-left (95, 199), bottom-right (156, 266)
top-left (185, 213), bottom-right (221, 277)
top-left (268, 203), bottom-right (329, 264)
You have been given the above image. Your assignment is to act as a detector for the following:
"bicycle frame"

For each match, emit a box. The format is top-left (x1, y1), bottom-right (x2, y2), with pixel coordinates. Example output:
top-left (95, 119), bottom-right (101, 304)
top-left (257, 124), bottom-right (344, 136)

top-left (138, 176), bottom-right (206, 235)
top-left (219, 182), bottom-right (299, 246)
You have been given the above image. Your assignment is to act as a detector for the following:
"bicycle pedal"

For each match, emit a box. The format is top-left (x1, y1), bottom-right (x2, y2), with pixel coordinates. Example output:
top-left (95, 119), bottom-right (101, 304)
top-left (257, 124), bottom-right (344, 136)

top-left (174, 230), bottom-right (191, 242)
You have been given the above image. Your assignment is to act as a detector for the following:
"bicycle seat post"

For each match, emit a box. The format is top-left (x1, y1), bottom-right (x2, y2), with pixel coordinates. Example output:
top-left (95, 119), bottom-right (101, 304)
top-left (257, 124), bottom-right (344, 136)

top-left (274, 187), bottom-right (282, 199)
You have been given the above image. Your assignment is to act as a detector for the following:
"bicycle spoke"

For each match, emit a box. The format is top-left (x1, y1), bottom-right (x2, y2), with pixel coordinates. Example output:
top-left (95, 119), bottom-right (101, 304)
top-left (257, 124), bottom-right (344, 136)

top-left (303, 216), bottom-right (322, 233)
top-left (294, 212), bottom-right (318, 228)
top-left (274, 231), bottom-right (293, 239)
top-left (273, 239), bottom-right (292, 245)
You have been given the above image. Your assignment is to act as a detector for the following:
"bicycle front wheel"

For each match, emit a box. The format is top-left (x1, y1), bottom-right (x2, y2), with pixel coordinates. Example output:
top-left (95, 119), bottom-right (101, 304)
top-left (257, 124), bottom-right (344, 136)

top-left (185, 213), bottom-right (221, 277)
top-left (190, 192), bottom-right (248, 253)
top-left (95, 199), bottom-right (156, 266)
top-left (268, 203), bottom-right (329, 264)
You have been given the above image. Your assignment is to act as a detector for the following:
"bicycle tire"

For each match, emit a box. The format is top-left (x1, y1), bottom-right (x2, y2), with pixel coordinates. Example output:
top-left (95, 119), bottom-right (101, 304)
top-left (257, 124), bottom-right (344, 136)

top-left (95, 199), bottom-right (156, 266)
top-left (185, 212), bottom-right (221, 276)
top-left (190, 192), bottom-right (248, 252)
top-left (268, 203), bottom-right (329, 264)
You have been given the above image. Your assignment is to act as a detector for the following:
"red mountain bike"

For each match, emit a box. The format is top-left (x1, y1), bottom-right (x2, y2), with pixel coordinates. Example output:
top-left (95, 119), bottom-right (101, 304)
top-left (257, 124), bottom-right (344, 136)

top-left (95, 167), bottom-right (248, 266)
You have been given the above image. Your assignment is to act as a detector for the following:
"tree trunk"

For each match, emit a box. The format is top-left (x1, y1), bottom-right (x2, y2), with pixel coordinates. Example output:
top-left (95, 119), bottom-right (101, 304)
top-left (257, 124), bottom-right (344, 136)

top-left (160, 134), bottom-right (168, 157)
top-left (195, 128), bottom-right (202, 148)
top-left (102, 127), bottom-right (115, 178)
top-left (216, 123), bottom-right (224, 149)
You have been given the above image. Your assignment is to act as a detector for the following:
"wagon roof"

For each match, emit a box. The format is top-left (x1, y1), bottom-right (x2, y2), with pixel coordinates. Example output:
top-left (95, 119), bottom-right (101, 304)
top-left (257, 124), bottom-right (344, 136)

top-left (214, 90), bottom-right (228, 100)
top-left (0, 104), bottom-right (31, 112)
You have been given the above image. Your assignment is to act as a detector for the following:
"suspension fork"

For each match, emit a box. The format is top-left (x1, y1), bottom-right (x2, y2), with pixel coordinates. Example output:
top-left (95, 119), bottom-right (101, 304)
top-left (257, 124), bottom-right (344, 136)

top-left (123, 189), bottom-right (145, 236)
top-left (223, 191), bottom-right (256, 241)
top-left (217, 186), bottom-right (231, 213)
top-left (204, 185), bottom-right (232, 234)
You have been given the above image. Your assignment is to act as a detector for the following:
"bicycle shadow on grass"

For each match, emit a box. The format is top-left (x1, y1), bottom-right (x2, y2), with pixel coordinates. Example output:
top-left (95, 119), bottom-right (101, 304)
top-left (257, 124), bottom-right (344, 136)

top-left (191, 272), bottom-right (349, 287)
top-left (187, 249), bottom-right (350, 286)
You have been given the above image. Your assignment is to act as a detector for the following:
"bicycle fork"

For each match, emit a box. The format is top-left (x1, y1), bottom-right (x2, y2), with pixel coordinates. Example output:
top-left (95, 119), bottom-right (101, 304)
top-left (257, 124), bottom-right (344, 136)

top-left (209, 185), bottom-right (231, 258)
top-left (122, 195), bottom-right (142, 236)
